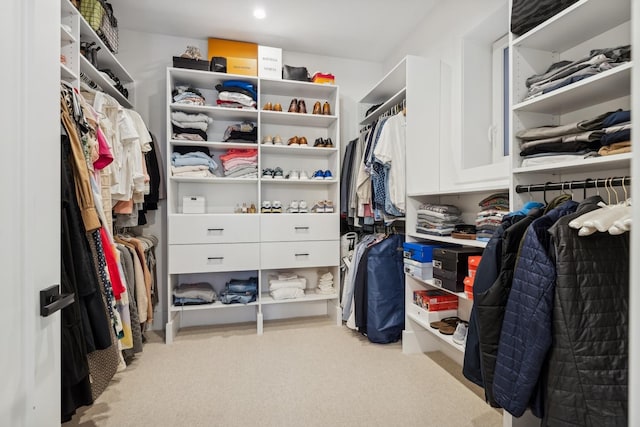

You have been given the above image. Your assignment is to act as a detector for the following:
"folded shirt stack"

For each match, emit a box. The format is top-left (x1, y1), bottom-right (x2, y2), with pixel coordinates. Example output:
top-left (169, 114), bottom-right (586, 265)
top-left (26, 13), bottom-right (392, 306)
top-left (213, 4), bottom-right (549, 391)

top-left (171, 111), bottom-right (213, 142)
top-left (219, 148), bottom-right (258, 179)
top-left (523, 45), bottom-right (631, 102)
top-left (316, 271), bottom-right (336, 295)
top-left (173, 282), bottom-right (217, 306)
top-left (517, 109), bottom-right (632, 167)
top-left (223, 121), bottom-right (257, 143)
top-left (475, 192), bottom-right (510, 241)
top-left (269, 272), bottom-right (306, 300)
top-left (172, 85), bottom-right (205, 106)
top-left (215, 80), bottom-right (257, 110)
top-left (415, 203), bottom-right (463, 236)
top-left (219, 277), bottom-right (258, 305)
top-left (171, 150), bottom-right (218, 177)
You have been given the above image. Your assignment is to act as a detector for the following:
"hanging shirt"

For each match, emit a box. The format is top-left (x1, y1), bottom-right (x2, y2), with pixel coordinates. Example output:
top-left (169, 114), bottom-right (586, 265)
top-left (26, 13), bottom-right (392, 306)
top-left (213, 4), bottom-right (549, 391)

top-left (373, 113), bottom-right (406, 213)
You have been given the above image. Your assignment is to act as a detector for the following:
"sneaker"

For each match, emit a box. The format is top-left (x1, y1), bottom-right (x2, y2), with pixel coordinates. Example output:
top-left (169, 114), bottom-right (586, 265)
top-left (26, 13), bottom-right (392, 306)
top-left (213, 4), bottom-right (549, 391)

top-left (273, 167), bottom-right (284, 179)
top-left (262, 135), bottom-right (273, 144)
top-left (271, 200), bottom-right (282, 213)
top-left (311, 170), bottom-right (325, 180)
top-left (298, 200), bottom-right (308, 213)
top-left (261, 168), bottom-right (274, 179)
top-left (299, 170), bottom-right (310, 180)
top-left (273, 135), bottom-right (283, 145)
top-left (452, 321), bottom-right (468, 345)
top-left (323, 170), bottom-right (333, 180)
top-left (324, 200), bottom-right (334, 213)
top-left (311, 201), bottom-right (326, 213)
top-left (261, 201), bottom-right (271, 213)
top-left (287, 200), bottom-right (299, 213)
top-left (286, 170), bottom-right (300, 180)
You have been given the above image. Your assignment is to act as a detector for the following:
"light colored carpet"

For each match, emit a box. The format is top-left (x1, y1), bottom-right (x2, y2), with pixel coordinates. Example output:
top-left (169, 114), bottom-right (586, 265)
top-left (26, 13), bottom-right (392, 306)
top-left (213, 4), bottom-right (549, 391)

top-left (65, 317), bottom-right (501, 427)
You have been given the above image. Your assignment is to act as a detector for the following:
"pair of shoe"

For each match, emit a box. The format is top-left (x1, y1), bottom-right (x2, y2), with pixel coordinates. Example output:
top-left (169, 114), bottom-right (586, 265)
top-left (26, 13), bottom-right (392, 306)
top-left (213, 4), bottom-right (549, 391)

top-left (311, 200), bottom-right (334, 213)
top-left (288, 136), bottom-right (308, 146)
top-left (262, 102), bottom-right (283, 112)
top-left (180, 45), bottom-right (203, 60)
top-left (262, 135), bottom-right (283, 145)
top-left (262, 167), bottom-right (284, 179)
top-left (285, 170), bottom-right (310, 180)
top-left (288, 98), bottom-right (307, 113)
top-left (313, 138), bottom-right (334, 148)
top-left (312, 101), bottom-right (331, 115)
top-left (261, 200), bottom-right (282, 213)
top-left (311, 169), bottom-right (333, 180)
top-left (287, 200), bottom-right (309, 213)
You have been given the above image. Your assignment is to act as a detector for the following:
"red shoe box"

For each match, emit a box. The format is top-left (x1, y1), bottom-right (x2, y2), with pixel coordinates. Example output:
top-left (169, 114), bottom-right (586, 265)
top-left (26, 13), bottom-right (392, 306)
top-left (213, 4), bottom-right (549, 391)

top-left (464, 276), bottom-right (474, 300)
top-left (468, 255), bottom-right (482, 277)
top-left (413, 290), bottom-right (459, 311)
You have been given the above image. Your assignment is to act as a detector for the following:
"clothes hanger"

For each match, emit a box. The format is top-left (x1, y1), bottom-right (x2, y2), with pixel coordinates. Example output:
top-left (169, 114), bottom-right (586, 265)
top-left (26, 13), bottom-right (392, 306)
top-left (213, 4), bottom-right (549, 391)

top-left (580, 177), bottom-right (630, 234)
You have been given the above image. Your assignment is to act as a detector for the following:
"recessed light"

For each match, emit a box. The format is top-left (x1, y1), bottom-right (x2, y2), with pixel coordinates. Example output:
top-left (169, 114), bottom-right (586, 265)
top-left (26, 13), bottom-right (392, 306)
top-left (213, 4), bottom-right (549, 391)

top-left (253, 8), bottom-right (266, 19)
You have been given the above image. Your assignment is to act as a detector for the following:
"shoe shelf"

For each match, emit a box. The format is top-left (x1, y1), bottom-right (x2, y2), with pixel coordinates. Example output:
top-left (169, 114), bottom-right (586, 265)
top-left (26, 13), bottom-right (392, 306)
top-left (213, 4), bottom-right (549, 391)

top-left (512, 152), bottom-right (632, 175)
top-left (259, 292), bottom-right (339, 306)
top-left (170, 176), bottom-right (259, 184)
top-left (512, 0), bottom-right (630, 52)
top-left (60, 63), bottom-right (77, 81)
top-left (407, 309), bottom-right (465, 354)
top-left (169, 67), bottom-right (258, 88)
top-left (407, 232), bottom-right (488, 249)
top-left (260, 144), bottom-right (338, 157)
top-left (169, 139), bottom-right (258, 150)
top-left (260, 78), bottom-right (337, 99)
top-left (169, 300), bottom-right (259, 312)
top-left (79, 56), bottom-right (133, 108)
top-left (169, 103), bottom-right (258, 122)
top-left (512, 62), bottom-right (631, 115)
top-left (407, 274), bottom-right (469, 301)
top-left (260, 179), bottom-right (338, 185)
top-left (260, 110), bottom-right (337, 127)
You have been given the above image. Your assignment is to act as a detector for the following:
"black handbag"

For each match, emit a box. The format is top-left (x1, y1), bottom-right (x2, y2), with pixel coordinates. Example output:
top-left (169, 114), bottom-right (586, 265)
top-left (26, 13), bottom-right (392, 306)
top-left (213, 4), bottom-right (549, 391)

top-left (282, 65), bottom-right (310, 82)
top-left (210, 57), bottom-right (227, 73)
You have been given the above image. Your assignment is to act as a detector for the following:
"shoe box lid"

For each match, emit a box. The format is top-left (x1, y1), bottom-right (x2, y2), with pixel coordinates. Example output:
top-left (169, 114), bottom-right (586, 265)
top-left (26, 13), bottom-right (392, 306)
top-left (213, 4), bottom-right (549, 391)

top-left (402, 242), bottom-right (453, 263)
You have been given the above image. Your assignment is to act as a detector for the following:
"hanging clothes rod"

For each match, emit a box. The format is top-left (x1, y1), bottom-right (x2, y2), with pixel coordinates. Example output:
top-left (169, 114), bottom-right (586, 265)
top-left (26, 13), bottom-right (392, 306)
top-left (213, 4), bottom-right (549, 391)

top-left (515, 176), bottom-right (631, 193)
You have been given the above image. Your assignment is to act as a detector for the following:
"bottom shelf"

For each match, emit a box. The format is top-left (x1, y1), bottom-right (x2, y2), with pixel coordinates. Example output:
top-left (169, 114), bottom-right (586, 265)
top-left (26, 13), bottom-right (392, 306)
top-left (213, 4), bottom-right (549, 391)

top-left (407, 310), bottom-right (465, 354)
top-left (260, 292), bottom-right (339, 305)
top-left (170, 300), bottom-right (258, 312)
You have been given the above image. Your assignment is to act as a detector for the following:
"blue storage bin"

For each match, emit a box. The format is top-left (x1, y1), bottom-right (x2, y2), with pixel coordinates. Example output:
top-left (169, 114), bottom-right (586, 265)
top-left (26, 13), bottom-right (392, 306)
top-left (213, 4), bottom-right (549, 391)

top-left (402, 242), bottom-right (449, 263)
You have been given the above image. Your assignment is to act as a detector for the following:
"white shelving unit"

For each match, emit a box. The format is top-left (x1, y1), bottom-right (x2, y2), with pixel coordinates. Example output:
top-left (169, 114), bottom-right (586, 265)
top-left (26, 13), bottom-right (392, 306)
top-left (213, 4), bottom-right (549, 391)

top-left (165, 67), bottom-right (341, 342)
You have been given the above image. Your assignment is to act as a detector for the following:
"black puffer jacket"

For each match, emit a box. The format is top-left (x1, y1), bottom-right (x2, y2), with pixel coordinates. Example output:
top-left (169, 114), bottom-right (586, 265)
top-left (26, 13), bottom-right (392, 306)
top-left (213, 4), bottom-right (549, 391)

top-left (544, 201), bottom-right (629, 426)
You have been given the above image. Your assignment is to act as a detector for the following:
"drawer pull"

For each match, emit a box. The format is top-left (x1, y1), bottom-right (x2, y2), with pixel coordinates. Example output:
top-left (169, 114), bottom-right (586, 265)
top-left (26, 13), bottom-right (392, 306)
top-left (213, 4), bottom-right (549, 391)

top-left (207, 228), bottom-right (224, 232)
top-left (433, 260), bottom-right (442, 269)
top-left (294, 226), bottom-right (310, 230)
top-left (294, 253), bottom-right (309, 257)
top-left (207, 256), bottom-right (224, 261)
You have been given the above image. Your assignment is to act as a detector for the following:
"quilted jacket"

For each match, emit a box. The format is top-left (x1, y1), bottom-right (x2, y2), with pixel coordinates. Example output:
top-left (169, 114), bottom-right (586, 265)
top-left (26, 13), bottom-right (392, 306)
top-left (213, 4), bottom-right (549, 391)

top-left (474, 209), bottom-right (541, 407)
top-left (493, 199), bottom-right (578, 417)
top-left (544, 199), bottom-right (629, 426)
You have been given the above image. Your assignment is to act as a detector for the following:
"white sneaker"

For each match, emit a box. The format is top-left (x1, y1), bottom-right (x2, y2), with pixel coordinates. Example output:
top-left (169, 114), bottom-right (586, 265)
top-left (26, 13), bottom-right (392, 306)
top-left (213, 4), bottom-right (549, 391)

top-left (298, 200), bottom-right (308, 213)
top-left (452, 322), bottom-right (468, 345)
top-left (262, 135), bottom-right (273, 144)
top-left (261, 201), bottom-right (271, 213)
top-left (271, 200), bottom-right (282, 213)
top-left (299, 170), bottom-right (310, 180)
top-left (287, 200), bottom-right (299, 213)
top-left (286, 170), bottom-right (300, 180)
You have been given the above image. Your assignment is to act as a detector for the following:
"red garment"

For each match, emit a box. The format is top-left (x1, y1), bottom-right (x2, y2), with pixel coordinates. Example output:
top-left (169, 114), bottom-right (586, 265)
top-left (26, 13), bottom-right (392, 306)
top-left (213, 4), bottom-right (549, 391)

top-left (99, 227), bottom-right (126, 300)
top-left (93, 124), bottom-right (114, 170)
top-left (219, 149), bottom-right (258, 163)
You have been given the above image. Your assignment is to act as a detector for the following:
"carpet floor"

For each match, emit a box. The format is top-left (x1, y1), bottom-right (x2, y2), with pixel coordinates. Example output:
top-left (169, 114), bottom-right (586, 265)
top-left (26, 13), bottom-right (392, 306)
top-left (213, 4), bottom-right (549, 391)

top-left (64, 317), bottom-right (501, 427)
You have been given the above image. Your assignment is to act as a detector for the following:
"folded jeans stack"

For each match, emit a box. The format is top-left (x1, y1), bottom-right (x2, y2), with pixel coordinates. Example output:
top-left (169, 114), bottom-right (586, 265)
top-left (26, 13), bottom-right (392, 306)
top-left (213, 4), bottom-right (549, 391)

top-left (269, 272), bottom-right (306, 300)
top-left (215, 80), bottom-right (257, 109)
top-left (173, 282), bottom-right (217, 306)
top-left (171, 150), bottom-right (218, 177)
top-left (475, 192), bottom-right (510, 241)
top-left (219, 148), bottom-right (258, 178)
top-left (219, 277), bottom-right (258, 304)
top-left (172, 85), bottom-right (205, 106)
top-left (415, 204), bottom-right (463, 236)
top-left (316, 271), bottom-right (336, 295)
top-left (171, 111), bottom-right (212, 142)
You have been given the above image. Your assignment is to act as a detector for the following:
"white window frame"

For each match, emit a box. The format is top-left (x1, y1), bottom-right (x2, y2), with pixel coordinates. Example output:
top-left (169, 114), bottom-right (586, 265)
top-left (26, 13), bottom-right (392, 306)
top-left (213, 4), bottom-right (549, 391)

top-left (492, 34), bottom-right (509, 162)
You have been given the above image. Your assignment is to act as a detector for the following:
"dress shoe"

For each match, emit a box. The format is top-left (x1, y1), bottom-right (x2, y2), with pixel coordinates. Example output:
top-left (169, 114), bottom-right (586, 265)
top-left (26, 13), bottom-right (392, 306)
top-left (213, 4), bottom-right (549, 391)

top-left (299, 136), bottom-right (308, 146)
top-left (314, 137), bottom-right (325, 147)
top-left (322, 102), bottom-right (331, 115)
top-left (288, 98), bottom-right (298, 113)
top-left (263, 102), bottom-right (273, 111)
top-left (298, 99), bottom-right (307, 114)
top-left (288, 136), bottom-right (299, 146)
top-left (324, 138), bottom-right (334, 148)
top-left (273, 103), bottom-right (282, 112)
top-left (312, 101), bottom-right (322, 115)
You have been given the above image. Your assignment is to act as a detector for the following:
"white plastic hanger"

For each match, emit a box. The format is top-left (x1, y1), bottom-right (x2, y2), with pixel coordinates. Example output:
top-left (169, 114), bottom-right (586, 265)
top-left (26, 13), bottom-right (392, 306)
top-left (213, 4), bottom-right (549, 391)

top-left (580, 178), bottom-right (631, 235)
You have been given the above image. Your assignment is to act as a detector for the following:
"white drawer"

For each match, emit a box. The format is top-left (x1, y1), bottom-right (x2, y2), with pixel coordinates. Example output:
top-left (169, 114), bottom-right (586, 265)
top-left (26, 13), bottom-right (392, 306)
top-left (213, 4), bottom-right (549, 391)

top-left (260, 241), bottom-right (339, 270)
top-left (260, 214), bottom-right (339, 242)
top-left (169, 214), bottom-right (259, 244)
top-left (169, 243), bottom-right (259, 274)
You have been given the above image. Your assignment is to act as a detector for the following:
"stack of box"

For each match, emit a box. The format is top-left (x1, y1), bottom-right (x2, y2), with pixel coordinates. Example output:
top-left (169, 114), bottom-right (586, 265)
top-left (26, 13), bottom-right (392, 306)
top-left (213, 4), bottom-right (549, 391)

top-left (433, 247), bottom-right (484, 292)
top-left (402, 242), bottom-right (448, 280)
top-left (464, 255), bottom-right (482, 300)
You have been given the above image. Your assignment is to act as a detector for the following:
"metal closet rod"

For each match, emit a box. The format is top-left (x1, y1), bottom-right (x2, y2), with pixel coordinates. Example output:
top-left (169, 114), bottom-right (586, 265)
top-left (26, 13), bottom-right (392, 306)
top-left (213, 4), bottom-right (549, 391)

top-left (515, 176), bottom-right (631, 193)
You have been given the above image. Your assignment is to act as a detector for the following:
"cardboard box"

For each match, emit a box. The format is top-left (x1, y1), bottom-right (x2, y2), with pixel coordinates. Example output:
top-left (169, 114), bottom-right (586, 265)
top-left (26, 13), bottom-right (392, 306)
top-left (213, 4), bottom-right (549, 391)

top-left (258, 45), bottom-right (282, 79)
top-left (208, 38), bottom-right (258, 76)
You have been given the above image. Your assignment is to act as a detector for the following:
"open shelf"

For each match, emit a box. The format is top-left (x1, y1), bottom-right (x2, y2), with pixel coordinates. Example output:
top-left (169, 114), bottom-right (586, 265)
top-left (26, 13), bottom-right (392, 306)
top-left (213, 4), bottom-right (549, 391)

top-left (170, 300), bottom-right (258, 312)
top-left (259, 292), bottom-right (339, 305)
top-left (80, 56), bottom-right (133, 108)
top-left (360, 87), bottom-right (406, 126)
top-left (408, 181), bottom-right (509, 197)
top-left (513, 152), bottom-right (632, 174)
top-left (260, 78), bottom-right (338, 99)
top-left (169, 103), bottom-right (258, 121)
top-left (169, 139), bottom-right (258, 150)
top-left (260, 178), bottom-right (338, 185)
top-left (407, 311), bottom-right (465, 354)
top-left (260, 144), bottom-right (338, 157)
top-left (170, 176), bottom-right (258, 184)
top-left (169, 67), bottom-right (258, 88)
top-left (60, 63), bottom-right (77, 80)
top-left (60, 25), bottom-right (75, 43)
top-left (408, 233), bottom-right (488, 249)
top-left (260, 110), bottom-right (337, 127)
top-left (406, 274), bottom-right (469, 300)
top-left (360, 57), bottom-right (407, 104)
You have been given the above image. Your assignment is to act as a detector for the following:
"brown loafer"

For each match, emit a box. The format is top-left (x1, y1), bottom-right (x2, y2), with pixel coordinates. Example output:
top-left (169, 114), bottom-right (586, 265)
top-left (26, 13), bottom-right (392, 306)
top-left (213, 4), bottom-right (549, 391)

top-left (288, 98), bottom-right (298, 113)
top-left (263, 102), bottom-right (273, 111)
top-left (288, 136), bottom-right (299, 145)
top-left (297, 99), bottom-right (307, 114)
top-left (299, 136), bottom-right (308, 146)
top-left (312, 101), bottom-right (322, 114)
top-left (273, 103), bottom-right (282, 112)
top-left (322, 102), bottom-right (331, 115)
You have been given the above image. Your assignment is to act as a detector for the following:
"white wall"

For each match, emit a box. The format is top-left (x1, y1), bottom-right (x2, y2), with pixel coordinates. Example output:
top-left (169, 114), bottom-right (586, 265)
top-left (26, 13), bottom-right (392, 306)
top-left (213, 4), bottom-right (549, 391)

top-left (114, 29), bottom-right (382, 330)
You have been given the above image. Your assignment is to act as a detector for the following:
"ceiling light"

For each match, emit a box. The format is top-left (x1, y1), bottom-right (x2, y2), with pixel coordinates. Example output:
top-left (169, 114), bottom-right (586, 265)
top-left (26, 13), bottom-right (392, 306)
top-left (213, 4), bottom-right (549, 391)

top-left (253, 8), bottom-right (266, 19)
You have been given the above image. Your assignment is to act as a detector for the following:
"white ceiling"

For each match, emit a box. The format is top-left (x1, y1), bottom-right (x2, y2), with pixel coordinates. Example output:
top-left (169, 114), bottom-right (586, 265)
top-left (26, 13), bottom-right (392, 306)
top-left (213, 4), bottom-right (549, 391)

top-left (109, 0), bottom-right (439, 62)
